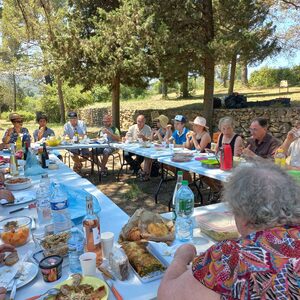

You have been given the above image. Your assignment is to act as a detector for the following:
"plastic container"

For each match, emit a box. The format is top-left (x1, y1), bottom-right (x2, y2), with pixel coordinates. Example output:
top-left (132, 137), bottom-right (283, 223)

top-left (175, 181), bottom-right (194, 241)
top-left (36, 184), bottom-right (51, 225)
top-left (50, 184), bottom-right (72, 233)
top-left (39, 255), bottom-right (63, 282)
top-left (68, 227), bottom-right (84, 273)
top-left (109, 247), bottom-right (129, 281)
top-left (195, 212), bottom-right (240, 241)
top-left (0, 216), bottom-right (31, 247)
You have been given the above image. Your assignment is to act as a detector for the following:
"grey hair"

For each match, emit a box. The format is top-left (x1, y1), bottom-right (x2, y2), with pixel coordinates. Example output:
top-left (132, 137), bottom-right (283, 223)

top-left (223, 162), bottom-right (300, 229)
top-left (218, 117), bottom-right (234, 131)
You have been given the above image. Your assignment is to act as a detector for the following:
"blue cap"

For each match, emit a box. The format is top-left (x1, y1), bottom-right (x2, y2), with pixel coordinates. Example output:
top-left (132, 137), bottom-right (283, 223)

top-left (173, 115), bottom-right (187, 123)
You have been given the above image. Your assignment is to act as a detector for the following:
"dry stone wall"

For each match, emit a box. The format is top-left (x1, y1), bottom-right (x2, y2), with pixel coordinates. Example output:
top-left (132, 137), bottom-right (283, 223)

top-left (79, 106), bottom-right (300, 141)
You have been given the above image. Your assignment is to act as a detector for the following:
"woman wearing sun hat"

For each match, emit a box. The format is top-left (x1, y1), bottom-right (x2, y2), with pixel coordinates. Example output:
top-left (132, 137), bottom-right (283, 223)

top-left (151, 114), bottom-right (172, 142)
top-left (185, 116), bottom-right (211, 152)
top-left (2, 113), bottom-right (29, 146)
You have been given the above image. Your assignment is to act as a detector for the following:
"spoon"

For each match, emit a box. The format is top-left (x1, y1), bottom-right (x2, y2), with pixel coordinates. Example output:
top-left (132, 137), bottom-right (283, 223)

top-left (25, 288), bottom-right (60, 300)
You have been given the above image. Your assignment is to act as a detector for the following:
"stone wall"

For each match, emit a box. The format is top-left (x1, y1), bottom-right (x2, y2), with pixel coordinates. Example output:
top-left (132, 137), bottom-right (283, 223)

top-left (80, 106), bottom-right (300, 141)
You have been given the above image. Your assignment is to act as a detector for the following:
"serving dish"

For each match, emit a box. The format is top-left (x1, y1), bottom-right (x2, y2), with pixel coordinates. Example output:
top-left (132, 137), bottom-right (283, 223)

top-left (5, 177), bottom-right (32, 191)
top-left (0, 216), bottom-right (32, 247)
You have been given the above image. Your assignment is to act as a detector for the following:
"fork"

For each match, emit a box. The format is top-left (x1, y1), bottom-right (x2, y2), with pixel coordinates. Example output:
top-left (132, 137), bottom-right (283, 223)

top-left (9, 270), bottom-right (21, 300)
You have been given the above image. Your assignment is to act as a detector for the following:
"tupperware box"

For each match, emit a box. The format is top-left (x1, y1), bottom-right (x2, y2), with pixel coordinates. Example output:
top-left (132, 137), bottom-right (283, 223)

top-left (195, 212), bottom-right (240, 241)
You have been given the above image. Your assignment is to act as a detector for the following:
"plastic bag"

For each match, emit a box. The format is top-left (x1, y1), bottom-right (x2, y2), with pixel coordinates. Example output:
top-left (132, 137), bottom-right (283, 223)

top-left (24, 149), bottom-right (46, 176)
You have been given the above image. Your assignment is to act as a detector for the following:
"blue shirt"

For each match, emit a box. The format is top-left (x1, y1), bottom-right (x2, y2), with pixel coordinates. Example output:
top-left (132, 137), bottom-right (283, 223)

top-left (172, 127), bottom-right (189, 145)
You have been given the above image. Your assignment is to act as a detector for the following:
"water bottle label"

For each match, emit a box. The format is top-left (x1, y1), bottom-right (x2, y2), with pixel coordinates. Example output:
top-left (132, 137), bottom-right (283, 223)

top-left (179, 200), bottom-right (193, 215)
top-left (50, 199), bottom-right (68, 210)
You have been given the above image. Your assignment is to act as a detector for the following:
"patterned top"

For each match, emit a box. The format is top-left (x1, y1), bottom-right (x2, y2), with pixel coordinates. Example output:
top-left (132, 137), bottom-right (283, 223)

top-left (192, 225), bottom-right (300, 300)
top-left (63, 120), bottom-right (87, 138)
top-left (2, 127), bottom-right (30, 144)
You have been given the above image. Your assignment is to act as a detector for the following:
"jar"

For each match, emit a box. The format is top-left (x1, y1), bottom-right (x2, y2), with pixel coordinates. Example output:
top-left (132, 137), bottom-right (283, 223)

top-left (39, 255), bottom-right (63, 282)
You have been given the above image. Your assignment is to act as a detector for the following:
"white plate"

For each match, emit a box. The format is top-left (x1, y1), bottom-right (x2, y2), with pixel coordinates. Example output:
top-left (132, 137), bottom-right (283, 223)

top-left (5, 178), bottom-right (32, 191)
top-left (1, 195), bottom-right (36, 206)
top-left (0, 262), bottom-right (39, 291)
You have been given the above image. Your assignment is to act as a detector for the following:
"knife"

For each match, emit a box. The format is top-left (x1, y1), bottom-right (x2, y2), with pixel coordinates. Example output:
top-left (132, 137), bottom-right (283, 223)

top-left (102, 277), bottom-right (123, 300)
top-left (9, 203), bottom-right (36, 214)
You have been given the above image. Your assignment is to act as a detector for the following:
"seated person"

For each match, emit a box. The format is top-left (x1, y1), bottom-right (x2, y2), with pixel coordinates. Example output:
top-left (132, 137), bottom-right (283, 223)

top-left (280, 121), bottom-right (300, 170)
top-left (2, 113), bottom-right (29, 146)
top-left (63, 111), bottom-right (89, 172)
top-left (203, 117), bottom-right (244, 201)
top-left (243, 117), bottom-right (280, 159)
top-left (139, 115), bottom-right (172, 181)
top-left (96, 114), bottom-right (120, 176)
top-left (33, 114), bottom-right (55, 142)
top-left (151, 115), bottom-right (172, 142)
top-left (125, 115), bottom-right (151, 174)
top-left (158, 162), bottom-right (300, 300)
top-left (169, 115), bottom-right (189, 147)
top-left (184, 116), bottom-right (211, 152)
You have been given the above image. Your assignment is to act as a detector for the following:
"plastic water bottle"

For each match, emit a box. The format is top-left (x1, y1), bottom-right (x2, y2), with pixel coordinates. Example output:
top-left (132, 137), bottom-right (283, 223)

top-left (50, 184), bottom-right (72, 233)
top-left (172, 171), bottom-right (183, 214)
top-left (68, 227), bottom-right (84, 273)
top-left (36, 183), bottom-right (51, 225)
top-left (175, 180), bottom-right (194, 241)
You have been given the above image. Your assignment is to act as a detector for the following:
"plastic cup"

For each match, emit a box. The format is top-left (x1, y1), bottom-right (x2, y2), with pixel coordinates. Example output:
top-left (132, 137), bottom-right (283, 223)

top-left (169, 144), bottom-right (174, 151)
top-left (101, 232), bottom-right (114, 259)
top-left (79, 252), bottom-right (97, 276)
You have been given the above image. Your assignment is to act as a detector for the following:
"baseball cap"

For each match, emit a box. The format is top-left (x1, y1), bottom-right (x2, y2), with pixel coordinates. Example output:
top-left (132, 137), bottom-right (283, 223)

top-left (68, 112), bottom-right (78, 119)
top-left (172, 115), bottom-right (187, 123)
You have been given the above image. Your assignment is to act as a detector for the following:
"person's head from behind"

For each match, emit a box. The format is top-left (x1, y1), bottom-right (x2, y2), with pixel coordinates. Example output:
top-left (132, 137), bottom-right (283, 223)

top-left (136, 115), bottom-right (146, 130)
top-left (37, 114), bottom-right (48, 128)
top-left (68, 112), bottom-right (78, 127)
top-left (102, 114), bottom-right (112, 128)
top-left (223, 162), bottom-right (300, 237)
top-left (250, 117), bottom-right (268, 141)
top-left (219, 117), bottom-right (234, 137)
top-left (173, 115), bottom-right (186, 132)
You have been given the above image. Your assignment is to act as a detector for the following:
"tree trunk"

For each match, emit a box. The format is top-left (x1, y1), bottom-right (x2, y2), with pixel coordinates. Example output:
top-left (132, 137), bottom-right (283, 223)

top-left (241, 62), bottom-right (248, 86)
top-left (161, 78), bottom-right (168, 99)
top-left (112, 74), bottom-right (121, 129)
top-left (202, 53), bottom-right (215, 130)
top-left (221, 64), bottom-right (228, 88)
top-left (57, 75), bottom-right (66, 124)
top-left (180, 71), bottom-right (189, 98)
top-left (228, 53), bottom-right (237, 94)
top-left (12, 72), bottom-right (17, 111)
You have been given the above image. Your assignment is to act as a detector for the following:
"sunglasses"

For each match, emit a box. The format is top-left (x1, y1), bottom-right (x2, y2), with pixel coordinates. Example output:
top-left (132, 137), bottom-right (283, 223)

top-left (13, 120), bottom-right (23, 124)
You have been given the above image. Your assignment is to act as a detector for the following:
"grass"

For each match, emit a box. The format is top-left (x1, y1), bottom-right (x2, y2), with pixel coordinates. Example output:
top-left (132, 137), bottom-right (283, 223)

top-left (85, 86), bottom-right (300, 110)
top-left (123, 179), bottom-right (144, 200)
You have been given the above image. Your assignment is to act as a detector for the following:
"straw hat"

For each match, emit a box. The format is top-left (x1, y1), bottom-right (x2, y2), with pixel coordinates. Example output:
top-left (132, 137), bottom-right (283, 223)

top-left (9, 113), bottom-right (23, 122)
top-left (154, 115), bottom-right (169, 128)
top-left (189, 116), bottom-right (209, 129)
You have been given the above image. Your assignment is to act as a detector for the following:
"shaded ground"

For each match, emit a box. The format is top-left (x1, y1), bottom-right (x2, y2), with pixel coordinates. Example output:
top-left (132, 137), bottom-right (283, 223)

top-left (76, 153), bottom-right (210, 217)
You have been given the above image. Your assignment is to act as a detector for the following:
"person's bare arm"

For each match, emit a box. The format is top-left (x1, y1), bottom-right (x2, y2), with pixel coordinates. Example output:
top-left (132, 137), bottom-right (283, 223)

top-left (158, 244), bottom-right (219, 300)
top-left (2, 128), bottom-right (13, 144)
top-left (234, 136), bottom-right (244, 156)
top-left (193, 133), bottom-right (211, 152)
top-left (281, 128), bottom-right (297, 155)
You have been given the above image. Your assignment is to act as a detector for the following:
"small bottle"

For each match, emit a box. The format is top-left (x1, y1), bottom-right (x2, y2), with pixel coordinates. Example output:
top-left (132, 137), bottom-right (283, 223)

top-left (50, 184), bottom-right (72, 233)
top-left (73, 128), bottom-right (79, 144)
top-left (9, 144), bottom-right (19, 177)
top-left (83, 195), bottom-right (102, 266)
top-left (172, 171), bottom-right (183, 215)
top-left (274, 148), bottom-right (286, 168)
top-left (41, 142), bottom-right (49, 168)
top-left (15, 135), bottom-right (22, 151)
top-left (36, 183), bottom-right (52, 225)
top-left (68, 227), bottom-right (84, 273)
top-left (40, 174), bottom-right (51, 190)
top-left (175, 180), bottom-right (194, 241)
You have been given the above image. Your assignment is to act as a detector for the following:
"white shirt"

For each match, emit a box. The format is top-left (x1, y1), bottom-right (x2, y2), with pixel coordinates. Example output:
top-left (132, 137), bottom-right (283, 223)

top-left (127, 124), bottom-right (151, 140)
top-left (63, 120), bottom-right (87, 138)
top-left (288, 138), bottom-right (300, 167)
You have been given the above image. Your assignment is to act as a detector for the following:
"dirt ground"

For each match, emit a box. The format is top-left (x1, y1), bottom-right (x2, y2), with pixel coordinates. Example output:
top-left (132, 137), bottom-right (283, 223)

top-left (75, 151), bottom-right (210, 217)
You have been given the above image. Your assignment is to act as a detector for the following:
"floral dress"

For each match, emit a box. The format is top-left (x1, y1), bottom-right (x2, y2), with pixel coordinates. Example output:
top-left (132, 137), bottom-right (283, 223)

top-left (192, 225), bottom-right (300, 299)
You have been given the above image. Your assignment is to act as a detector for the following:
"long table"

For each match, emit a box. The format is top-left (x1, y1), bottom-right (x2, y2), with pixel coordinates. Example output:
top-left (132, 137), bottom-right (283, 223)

top-left (0, 154), bottom-right (226, 299)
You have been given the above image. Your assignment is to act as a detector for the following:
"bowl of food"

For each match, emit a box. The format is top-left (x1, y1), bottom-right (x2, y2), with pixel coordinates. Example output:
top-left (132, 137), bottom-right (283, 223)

top-left (5, 177), bottom-right (32, 191)
top-left (0, 216), bottom-right (31, 247)
top-left (46, 136), bottom-right (61, 147)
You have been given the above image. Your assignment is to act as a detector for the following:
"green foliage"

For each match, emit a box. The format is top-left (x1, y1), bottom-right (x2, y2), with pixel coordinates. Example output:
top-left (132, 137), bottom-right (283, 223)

top-left (0, 110), bottom-right (35, 122)
top-left (38, 83), bottom-right (93, 122)
top-left (249, 67), bottom-right (299, 88)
